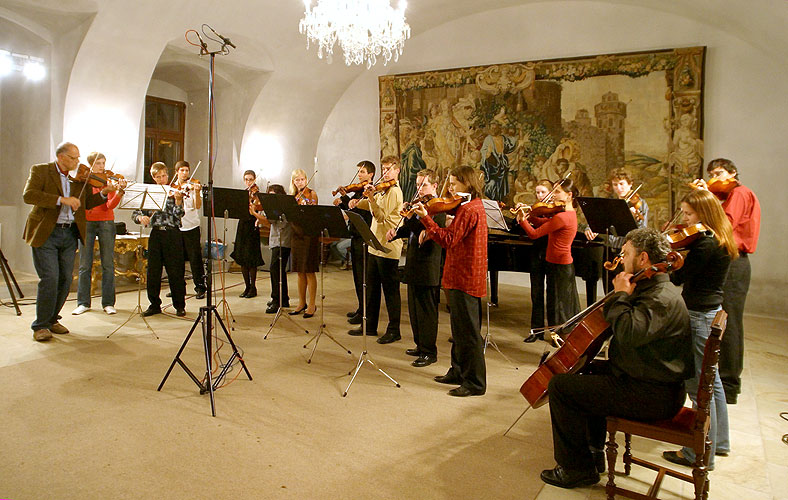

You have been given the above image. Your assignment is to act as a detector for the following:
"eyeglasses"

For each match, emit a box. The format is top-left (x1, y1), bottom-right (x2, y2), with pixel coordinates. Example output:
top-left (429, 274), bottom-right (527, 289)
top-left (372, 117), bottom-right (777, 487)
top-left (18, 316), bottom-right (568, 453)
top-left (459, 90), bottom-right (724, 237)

top-left (64, 154), bottom-right (79, 161)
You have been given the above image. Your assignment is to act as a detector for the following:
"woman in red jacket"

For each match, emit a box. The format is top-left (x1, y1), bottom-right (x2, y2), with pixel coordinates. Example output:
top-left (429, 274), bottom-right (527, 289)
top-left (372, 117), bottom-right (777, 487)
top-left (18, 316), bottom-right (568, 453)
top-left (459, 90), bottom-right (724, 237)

top-left (73, 152), bottom-right (126, 315)
top-left (516, 178), bottom-right (580, 332)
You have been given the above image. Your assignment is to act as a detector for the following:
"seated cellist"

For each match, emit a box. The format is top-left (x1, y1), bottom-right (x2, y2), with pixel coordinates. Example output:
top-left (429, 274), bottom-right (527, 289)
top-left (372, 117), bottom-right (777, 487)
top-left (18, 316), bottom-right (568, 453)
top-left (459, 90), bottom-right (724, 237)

top-left (539, 227), bottom-right (693, 489)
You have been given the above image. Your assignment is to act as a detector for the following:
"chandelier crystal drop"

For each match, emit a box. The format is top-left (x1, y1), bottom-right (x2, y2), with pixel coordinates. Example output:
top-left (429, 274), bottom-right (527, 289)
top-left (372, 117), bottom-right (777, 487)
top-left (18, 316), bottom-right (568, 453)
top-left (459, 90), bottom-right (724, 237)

top-left (299, 0), bottom-right (411, 69)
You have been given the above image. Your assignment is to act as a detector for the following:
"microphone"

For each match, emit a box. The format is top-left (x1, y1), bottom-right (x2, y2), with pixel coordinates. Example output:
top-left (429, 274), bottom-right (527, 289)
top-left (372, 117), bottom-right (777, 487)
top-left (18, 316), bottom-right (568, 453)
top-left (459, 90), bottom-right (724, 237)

top-left (194, 31), bottom-right (209, 53)
top-left (207, 25), bottom-right (236, 49)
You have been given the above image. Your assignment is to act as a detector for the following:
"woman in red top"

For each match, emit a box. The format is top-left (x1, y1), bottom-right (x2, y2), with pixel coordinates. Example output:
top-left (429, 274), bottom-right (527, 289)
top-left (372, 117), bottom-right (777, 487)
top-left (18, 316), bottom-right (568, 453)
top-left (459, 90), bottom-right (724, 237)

top-left (73, 152), bottom-right (126, 315)
top-left (415, 165), bottom-right (487, 397)
top-left (516, 178), bottom-right (580, 329)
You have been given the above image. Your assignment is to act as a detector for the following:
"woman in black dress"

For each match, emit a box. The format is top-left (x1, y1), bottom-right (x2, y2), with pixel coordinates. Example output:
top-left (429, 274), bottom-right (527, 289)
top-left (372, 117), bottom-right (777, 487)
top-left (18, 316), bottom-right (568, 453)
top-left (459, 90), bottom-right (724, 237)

top-left (230, 170), bottom-right (265, 297)
top-left (289, 168), bottom-right (319, 317)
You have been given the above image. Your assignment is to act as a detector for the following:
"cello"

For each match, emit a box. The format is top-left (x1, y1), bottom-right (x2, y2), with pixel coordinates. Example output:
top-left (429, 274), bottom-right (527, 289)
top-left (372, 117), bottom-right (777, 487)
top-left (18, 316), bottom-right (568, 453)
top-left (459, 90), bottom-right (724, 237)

top-left (519, 251), bottom-right (684, 409)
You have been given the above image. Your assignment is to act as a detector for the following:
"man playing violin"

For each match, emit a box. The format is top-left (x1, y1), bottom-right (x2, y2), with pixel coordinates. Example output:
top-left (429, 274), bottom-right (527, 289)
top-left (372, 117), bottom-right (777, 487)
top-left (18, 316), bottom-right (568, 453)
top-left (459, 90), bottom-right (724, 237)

top-left (23, 142), bottom-right (115, 341)
top-left (73, 151), bottom-right (127, 316)
top-left (540, 227), bottom-right (692, 489)
top-left (386, 169), bottom-right (445, 368)
top-left (333, 160), bottom-right (375, 324)
top-left (347, 156), bottom-right (403, 343)
top-left (132, 162), bottom-right (187, 317)
top-left (174, 160), bottom-right (206, 300)
top-left (694, 158), bottom-right (760, 404)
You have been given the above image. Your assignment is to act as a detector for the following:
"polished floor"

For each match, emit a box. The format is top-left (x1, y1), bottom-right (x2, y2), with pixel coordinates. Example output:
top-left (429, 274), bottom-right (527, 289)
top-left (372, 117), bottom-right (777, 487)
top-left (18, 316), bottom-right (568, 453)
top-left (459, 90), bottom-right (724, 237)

top-left (0, 266), bottom-right (786, 499)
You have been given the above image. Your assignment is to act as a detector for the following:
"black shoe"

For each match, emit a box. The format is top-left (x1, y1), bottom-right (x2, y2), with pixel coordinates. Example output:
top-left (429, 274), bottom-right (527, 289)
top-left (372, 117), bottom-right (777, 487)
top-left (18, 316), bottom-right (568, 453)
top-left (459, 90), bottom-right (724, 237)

top-left (267, 299), bottom-right (274, 306)
top-left (412, 355), bottom-right (436, 367)
top-left (662, 450), bottom-right (692, 467)
top-left (348, 328), bottom-right (377, 336)
top-left (448, 336), bottom-right (454, 343)
top-left (540, 465), bottom-right (599, 489)
top-left (195, 289), bottom-right (206, 300)
top-left (448, 386), bottom-right (485, 397)
top-left (303, 308), bottom-right (316, 319)
top-left (377, 333), bottom-right (401, 344)
top-left (405, 348), bottom-right (421, 357)
top-left (524, 332), bottom-right (544, 343)
top-left (175, 309), bottom-right (186, 317)
top-left (239, 288), bottom-right (249, 298)
top-left (266, 304), bottom-right (279, 314)
top-left (245, 288), bottom-right (257, 298)
top-left (347, 314), bottom-right (362, 325)
top-left (289, 306), bottom-right (307, 315)
top-left (434, 373), bottom-right (462, 385)
top-left (142, 307), bottom-right (162, 317)
top-left (591, 450), bottom-right (605, 474)
top-left (166, 292), bottom-right (172, 298)
top-left (346, 310), bottom-right (360, 318)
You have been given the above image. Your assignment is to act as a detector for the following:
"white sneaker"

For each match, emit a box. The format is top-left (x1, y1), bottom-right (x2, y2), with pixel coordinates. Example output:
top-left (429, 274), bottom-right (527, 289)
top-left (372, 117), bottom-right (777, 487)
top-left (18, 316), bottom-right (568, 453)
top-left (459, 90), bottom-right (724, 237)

top-left (72, 305), bottom-right (90, 315)
top-left (103, 306), bottom-right (117, 315)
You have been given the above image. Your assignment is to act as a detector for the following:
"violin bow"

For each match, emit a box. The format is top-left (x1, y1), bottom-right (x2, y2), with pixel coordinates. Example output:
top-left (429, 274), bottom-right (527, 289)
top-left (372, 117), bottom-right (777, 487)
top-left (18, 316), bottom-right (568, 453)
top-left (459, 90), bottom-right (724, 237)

top-left (394, 175), bottom-right (430, 231)
top-left (296, 169), bottom-right (318, 203)
top-left (624, 183), bottom-right (642, 203)
top-left (75, 153), bottom-right (102, 202)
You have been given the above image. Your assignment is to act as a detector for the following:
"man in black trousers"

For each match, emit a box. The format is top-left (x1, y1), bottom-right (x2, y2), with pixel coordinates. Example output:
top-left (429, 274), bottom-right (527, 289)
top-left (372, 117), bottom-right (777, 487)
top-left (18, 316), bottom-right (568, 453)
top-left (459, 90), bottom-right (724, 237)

top-left (333, 160), bottom-right (375, 325)
top-left (540, 228), bottom-right (692, 489)
top-left (387, 169), bottom-right (445, 367)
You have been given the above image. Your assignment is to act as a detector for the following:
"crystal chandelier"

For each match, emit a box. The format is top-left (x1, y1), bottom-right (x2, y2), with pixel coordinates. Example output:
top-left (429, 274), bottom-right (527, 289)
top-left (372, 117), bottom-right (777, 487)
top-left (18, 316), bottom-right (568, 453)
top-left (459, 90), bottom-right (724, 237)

top-left (299, 0), bottom-right (411, 69)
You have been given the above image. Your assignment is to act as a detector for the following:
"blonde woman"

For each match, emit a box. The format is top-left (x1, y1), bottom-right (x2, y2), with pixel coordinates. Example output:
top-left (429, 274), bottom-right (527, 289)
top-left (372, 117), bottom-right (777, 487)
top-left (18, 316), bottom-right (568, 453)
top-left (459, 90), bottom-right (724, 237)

top-left (288, 169), bottom-right (318, 318)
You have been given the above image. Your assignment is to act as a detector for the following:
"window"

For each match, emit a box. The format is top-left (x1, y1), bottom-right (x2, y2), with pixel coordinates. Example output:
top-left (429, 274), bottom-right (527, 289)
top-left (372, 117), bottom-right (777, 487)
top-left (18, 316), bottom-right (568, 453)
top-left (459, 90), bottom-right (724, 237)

top-left (144, 96), bottom-right (185, 183)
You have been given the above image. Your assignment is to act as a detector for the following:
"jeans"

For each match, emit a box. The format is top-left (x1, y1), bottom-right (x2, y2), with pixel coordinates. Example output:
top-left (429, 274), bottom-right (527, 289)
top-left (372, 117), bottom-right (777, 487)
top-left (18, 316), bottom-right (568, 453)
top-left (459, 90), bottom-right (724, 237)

top-left (77, 220), bottom-right (116, 307)
top-left (31, 226), bottom-right (78, 330)
top-left (681, 306), bottom-right (730, 467)
top-left (330, 238), bottom-right (351, 263)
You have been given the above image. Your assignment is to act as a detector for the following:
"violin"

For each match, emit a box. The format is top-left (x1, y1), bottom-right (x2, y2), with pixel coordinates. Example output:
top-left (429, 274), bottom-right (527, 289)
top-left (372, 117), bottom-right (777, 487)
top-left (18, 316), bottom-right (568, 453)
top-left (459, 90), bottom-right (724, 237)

top-left (295, 187), bottom-right (317, 206)
top-left (400, 194), bottom-right (435, 218)
top-left (417, 193), bottom-right (472, 216)
top-left (364, 179), bottom-right (397, 198)
top-left (332, 180), bottom-right (369, 196)
top-left (511, 201), bottom-right (566, 221)
top-left (520, 251), bottom-right (684, 408)
top-left (75, 163), bottom-right (125, 189)
top-left (248, 183), bottom-right (262, 211)
top-left (689, 177), bottom-right (739, 201)
top-left (664, 222), bottom-right (711, 250)
top-left (624, 186), bottom-right (645, 222)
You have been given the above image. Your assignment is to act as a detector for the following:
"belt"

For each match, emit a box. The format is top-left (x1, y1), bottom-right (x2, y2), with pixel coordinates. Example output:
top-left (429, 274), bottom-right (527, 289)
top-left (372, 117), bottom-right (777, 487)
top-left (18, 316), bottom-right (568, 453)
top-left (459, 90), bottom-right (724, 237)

top-left (155, 226), bottom-right (175, 231)
top-left (55, 223), bottom-right (73, 228)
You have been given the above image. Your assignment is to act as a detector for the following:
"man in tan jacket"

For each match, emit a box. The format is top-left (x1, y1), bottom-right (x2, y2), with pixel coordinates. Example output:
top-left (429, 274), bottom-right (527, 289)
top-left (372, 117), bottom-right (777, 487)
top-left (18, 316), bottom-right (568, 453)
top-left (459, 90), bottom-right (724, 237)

top-left (23, 142), bottom-right (110, 341)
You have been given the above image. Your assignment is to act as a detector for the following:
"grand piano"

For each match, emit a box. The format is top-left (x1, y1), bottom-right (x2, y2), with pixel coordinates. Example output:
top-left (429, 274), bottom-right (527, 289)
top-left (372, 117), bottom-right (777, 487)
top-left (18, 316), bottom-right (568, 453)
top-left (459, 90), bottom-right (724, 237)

top-left (487, 224), bottom-right (606, 307)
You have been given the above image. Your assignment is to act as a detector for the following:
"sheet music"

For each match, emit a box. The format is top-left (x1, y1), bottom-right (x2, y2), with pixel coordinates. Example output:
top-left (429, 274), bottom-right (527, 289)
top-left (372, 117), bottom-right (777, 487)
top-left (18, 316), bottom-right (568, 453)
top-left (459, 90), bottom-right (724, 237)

top-left (118, 183), bottom-right (167, 210)
top-left (482, 199), bottom-right (508, 230)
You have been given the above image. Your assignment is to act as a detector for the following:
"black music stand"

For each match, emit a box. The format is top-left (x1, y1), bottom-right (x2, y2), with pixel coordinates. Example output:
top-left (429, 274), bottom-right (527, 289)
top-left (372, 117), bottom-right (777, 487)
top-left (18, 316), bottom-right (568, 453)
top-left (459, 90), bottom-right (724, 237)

top-left (203, 187), bottom-right (248, 219)
top-left (342, 211), bottom-right (399, 396)
top-left (297, 205), bottom-right (353, 362)
top-left (258, 193), bottom-right (309, 338)
top-left (576, 197), bottom-right (638, 292)
top-left (0, 248), bottom-right (23, 316)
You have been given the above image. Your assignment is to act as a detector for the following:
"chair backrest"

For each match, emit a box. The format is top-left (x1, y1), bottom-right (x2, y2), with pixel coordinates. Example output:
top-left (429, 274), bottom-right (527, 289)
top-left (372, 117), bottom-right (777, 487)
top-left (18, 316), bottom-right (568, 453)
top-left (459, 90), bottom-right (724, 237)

top-left (692, 309), bottom-right (727, 433)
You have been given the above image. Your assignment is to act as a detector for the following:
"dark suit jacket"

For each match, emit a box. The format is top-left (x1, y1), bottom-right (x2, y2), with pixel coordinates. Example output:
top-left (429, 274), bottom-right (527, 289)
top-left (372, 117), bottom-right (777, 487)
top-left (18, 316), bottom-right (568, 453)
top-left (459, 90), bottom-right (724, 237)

top-left (22, 162), bottom-right (106, 247)
top-left (393, 213), bottom-right (446, 287)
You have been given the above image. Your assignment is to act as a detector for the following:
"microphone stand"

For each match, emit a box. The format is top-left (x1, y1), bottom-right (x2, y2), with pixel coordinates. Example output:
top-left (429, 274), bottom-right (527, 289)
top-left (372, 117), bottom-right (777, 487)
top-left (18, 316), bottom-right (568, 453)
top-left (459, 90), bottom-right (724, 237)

top-left (158, 29), bottom-right (251, 417)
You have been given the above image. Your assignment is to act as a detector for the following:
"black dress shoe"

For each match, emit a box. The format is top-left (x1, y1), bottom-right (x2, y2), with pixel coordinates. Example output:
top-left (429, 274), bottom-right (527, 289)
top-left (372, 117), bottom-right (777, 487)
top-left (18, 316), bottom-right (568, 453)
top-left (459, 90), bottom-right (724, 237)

top-left (142, 307), bottom-right (162, 317)
top-left (662, 450), bottom-right (693, 467)
top-left (265, 304), bottom-right (279, 314)
top-left (239, 289), bottom-right (249, 298)
top-left (591, 450), bottom-right (605, 473)
top-left (166, 292), bottom-right (172, 298)
top-left (376, 333), bottom-right (401, 344)
top-left (347, 314), bottom-right (362, 325)
top-left (524, 332), bottom-right (544, 343)
top-left (289, 306), bottom-right (307, 315)
top-left (434, 373), bottom-right (462, 385)
top-left (348, 328), bottom-right (377, 336)
top-left (303, 308), bottom-right (316, 319)
top-left (448, 386), bottom-right (485, 397)
top-left (267, 299), bottom-right (274, 306)
top-left (176, 309), bottom-right (186, 317)
top-left (405, 348), bottom-right (421, 356)
top-left (245, 288), bottom-right (257, 298)
top-left (195, 289), bottom-right (206, 300)
top-left (540, 465), bottom-right (599, 489)
top-left (346, 310), bottom-right (360, 318)
top-left (412, 355), bottom-right (436, 367)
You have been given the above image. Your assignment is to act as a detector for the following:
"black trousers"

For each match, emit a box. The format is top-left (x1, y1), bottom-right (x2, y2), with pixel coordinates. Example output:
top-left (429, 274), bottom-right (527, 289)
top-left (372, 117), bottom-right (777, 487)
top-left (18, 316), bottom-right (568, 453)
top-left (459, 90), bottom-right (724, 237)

top-left (720, 253), bottom-right (750, 401)
top-left (181, 227), bottom-right (205, 292)
top-left (350, 236), bottom-right (365, 314)
top-left (548, 365), bottom-right (685, 471)
top-left (546, 262), bottom-right (580, 326)
top-left (408, 284), bottom-right (439, 358)
top-left (147, 227), bottom-right (186, 310)
top-left (269, 246), bottom-right (290, 306)
top-left (365, 254), bottom-right (401, 336)
top-left (446, 289), bottom-right (486, 392)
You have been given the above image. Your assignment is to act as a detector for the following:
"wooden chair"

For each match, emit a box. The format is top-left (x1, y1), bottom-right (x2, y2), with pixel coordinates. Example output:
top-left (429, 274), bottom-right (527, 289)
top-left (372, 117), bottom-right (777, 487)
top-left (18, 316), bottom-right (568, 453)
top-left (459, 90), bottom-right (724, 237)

top-left (604, 309), bottom-right (727, 500)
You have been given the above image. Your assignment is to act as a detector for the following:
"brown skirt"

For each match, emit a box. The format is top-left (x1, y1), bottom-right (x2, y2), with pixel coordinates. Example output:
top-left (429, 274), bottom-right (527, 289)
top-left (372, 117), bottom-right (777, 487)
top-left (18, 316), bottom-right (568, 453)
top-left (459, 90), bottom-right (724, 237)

top-left (291, 232), bottom-right (320, 273)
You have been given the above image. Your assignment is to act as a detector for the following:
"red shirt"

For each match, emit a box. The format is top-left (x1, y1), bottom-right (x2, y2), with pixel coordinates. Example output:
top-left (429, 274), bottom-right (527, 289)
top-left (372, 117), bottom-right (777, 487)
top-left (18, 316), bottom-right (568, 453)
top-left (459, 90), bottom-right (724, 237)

top-left (85, 186), bottom-right (121, 221)
top-left (421, 197), bottom-right (488, 297)
top-left (722, 184), bottom-right (760, 254)
top-left (519, 211), bottom-right (577, 265)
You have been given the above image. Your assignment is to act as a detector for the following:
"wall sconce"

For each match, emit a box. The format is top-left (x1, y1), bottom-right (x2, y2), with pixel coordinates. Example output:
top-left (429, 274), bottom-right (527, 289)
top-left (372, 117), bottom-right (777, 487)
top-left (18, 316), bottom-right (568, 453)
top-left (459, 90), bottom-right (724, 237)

top-left (0, 50), bottom-right (47, 81)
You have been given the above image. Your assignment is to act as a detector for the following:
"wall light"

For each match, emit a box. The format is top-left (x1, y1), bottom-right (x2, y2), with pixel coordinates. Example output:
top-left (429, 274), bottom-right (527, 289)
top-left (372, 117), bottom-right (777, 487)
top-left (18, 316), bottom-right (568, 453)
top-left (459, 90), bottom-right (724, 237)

top-left (0, 49), bottom-right (47, 81)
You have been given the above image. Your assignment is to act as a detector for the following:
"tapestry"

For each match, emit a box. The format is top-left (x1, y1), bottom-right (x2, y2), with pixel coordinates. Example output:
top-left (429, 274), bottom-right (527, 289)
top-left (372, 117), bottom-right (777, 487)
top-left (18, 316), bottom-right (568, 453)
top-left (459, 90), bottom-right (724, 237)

top-left (379, 47), bottom-right (706, 227)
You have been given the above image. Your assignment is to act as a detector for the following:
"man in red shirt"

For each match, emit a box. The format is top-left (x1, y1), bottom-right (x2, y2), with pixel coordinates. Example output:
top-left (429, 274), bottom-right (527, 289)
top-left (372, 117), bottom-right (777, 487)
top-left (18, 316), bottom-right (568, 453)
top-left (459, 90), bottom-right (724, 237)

top-left (703, 158), bottom-right (760, 404)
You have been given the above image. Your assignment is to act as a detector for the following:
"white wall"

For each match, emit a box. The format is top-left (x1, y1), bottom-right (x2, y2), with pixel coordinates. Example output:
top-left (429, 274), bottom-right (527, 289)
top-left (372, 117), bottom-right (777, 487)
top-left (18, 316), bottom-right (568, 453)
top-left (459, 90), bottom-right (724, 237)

top-left (316, 2), bottom-right (788, 317)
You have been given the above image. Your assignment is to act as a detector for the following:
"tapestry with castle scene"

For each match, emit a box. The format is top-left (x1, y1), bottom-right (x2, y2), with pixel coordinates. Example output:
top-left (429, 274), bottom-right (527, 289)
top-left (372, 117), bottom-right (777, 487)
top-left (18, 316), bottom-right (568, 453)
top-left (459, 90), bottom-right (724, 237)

top-left (379, 46), bottom-right (706, 227)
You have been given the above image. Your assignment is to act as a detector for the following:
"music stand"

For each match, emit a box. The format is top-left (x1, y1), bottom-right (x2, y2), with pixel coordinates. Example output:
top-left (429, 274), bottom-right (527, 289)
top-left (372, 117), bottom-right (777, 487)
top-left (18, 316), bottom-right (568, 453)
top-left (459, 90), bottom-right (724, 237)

top-left (109, 184), bottom-right (166, 338)
top-left (259, 194), bottom-right (310, 339)
top-left (297, 205), bottom-right (353, 362)
top-left (481, 200), bottom-right (517, 369)
top-left (0, 247), bottom-right (23, 316)
top-left (342, 211), bottom-right (400, 397)
top-left (576, 197), bottom-right (638, 291)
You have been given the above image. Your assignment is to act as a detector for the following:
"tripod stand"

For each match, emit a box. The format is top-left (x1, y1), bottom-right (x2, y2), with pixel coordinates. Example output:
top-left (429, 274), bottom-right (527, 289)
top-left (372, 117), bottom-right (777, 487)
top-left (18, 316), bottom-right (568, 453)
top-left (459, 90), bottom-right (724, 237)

top-left (343, 211), bottom-right (399, 397)
top-left (0, 248), bottom-right (23, 316)
top-left (483, 271), bottom-right (517, 369)
top-left (158, 29), bottom-right (250, 417)
top-left (213, 210), bottom-right (235, 330)
top-left (304, 229), bottom-right (352, 362)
